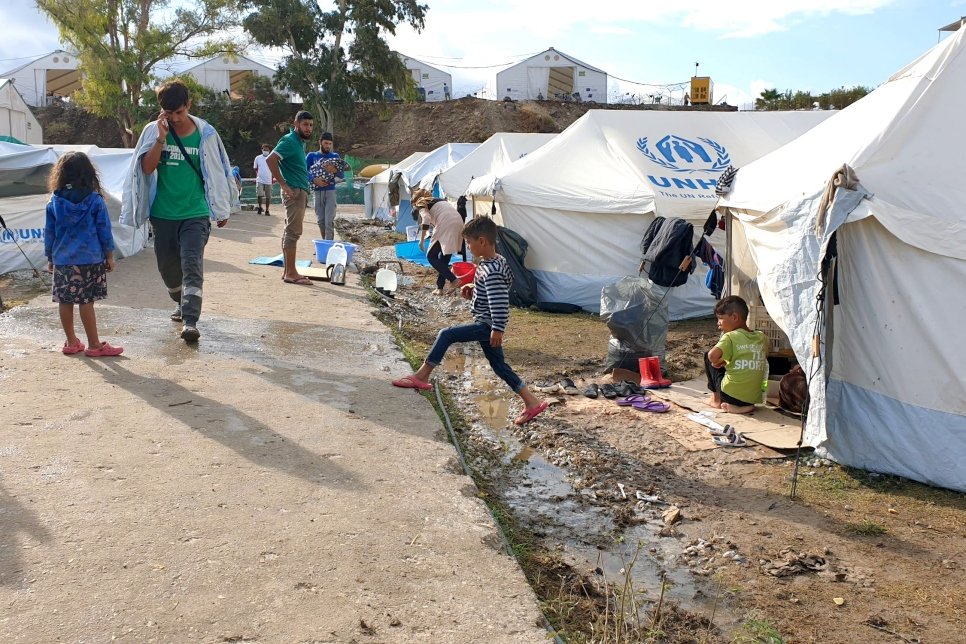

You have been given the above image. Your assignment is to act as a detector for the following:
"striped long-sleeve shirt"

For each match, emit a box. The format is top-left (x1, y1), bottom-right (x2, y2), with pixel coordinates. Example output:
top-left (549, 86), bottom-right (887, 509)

top-left (471, 255), bottom-right (512, 332)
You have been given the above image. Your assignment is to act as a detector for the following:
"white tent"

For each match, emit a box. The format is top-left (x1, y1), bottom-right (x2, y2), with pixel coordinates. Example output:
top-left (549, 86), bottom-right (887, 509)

top-left (437, 132), bottom-right (555, 199)
top-left (0, 50), bottom-right (80, 107)
top-left (496, 48), bottom-right (607, 103)
top-left (0, 80), bottom-right (42, 145)
top-left (182, 54), bottom-right (277, 97)
top-left (0, 142), bottom-right (147, 274)
top-left (399, 54), bottom-right (452, 103)
top-left (364, 151), bottom-right (427, 221)
top-left (389, 143), bottom-right (479, 233)
top-left (717, 30), bottom-right (966, 492)
top-left (467, 109), bottom-right (832, 318)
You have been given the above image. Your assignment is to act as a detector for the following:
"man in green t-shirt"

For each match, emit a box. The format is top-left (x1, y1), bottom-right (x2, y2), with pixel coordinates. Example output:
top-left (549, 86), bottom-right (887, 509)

top-left (705, 295), bottom-right (768, 414)
top-left (266, 111), bottom-right (314, 285)
top-left (138, 79), bottom-right (233, 343)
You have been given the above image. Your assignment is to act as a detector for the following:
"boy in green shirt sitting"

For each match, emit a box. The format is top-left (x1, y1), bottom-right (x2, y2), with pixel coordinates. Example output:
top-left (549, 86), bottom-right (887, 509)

top-left (705, 296), bottom-right (767, 414)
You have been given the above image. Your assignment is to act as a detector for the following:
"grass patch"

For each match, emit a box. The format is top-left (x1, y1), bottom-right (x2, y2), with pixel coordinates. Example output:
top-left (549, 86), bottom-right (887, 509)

top-left (843, 520), bottom-right (887, 536)
top-left (734, 615), bottom-right (785, 644)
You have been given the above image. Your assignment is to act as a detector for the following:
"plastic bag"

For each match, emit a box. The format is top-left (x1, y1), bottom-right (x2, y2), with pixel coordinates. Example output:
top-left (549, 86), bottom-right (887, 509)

top-left (600, 277), bottom-right (670, 373)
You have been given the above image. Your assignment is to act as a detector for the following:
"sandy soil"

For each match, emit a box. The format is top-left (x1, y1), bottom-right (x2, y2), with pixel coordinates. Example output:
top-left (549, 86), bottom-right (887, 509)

top-left (343, 217), bottom-right (966, 644)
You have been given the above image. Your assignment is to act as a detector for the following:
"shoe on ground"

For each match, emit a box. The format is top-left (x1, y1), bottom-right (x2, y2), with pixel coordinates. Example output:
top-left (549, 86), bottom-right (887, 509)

top-left (84, 342), bottom-right (123, 357)
top-left (170, 306), bottom-right (183, 322)
top-left (256, 207), bottom-right (263, 214)
top-left (181, 324), bottom-right (200, 342)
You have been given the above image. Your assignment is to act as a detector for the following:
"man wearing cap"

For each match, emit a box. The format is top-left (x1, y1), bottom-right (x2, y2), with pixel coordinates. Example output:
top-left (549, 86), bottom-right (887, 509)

top-left (305, 132), bottom-right (345, 241)
top-left (266, 110), bottom-right (314, 285)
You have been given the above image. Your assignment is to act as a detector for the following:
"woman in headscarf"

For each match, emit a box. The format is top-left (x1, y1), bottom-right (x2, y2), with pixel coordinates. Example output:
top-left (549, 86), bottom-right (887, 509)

top-left (412, 189), bottom-right (464, 295)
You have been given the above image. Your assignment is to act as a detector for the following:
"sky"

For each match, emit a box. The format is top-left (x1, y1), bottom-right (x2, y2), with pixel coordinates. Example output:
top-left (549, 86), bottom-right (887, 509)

top-left (1, 0), bottom-right (964, 109)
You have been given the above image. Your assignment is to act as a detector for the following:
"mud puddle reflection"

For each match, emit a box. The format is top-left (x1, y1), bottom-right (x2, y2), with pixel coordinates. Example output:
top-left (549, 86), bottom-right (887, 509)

top-left (440, 350), bottom-right (736, 625)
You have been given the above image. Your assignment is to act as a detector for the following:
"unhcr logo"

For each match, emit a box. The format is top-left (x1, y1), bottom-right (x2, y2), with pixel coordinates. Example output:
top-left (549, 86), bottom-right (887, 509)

top-left (636, 135), bottom-right (730, 173)
top-left (0, 228), bottom-right (43, 243)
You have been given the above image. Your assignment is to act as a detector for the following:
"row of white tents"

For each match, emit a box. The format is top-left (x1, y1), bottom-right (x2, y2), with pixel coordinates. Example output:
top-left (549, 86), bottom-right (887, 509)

top-left (361, 29), bottom-right (966, 491)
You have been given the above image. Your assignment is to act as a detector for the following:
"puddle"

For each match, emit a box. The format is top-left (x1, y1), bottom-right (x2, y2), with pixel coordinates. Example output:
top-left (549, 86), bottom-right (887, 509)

top-left (438, 349), bottom-right (739, 627)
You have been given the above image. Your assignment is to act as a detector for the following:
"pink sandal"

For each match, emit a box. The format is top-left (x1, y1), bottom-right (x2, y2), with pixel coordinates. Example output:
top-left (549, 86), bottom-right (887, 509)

top-left (62, 341), bottom-right (86, 355)
top-left (84, 342), bottom-right (124, 357)
top-left (392, 375), bottom-right (433, 391)
top-left (514, 401), bottom-right (549, 426)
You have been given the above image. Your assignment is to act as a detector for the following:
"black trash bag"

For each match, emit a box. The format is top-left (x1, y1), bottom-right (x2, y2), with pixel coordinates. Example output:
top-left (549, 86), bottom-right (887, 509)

top-left (495, 225), bottom-right (538, 308)
top-left (599, 277), bottom-right (670, 374)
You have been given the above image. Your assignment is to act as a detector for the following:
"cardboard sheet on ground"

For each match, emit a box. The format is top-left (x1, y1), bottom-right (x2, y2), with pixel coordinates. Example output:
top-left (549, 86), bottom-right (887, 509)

top-left (651, 378), bottom-right (802, 450)
top-left (300, 266), bottom-right (330, 281)
top-left (249, 254), bottom-right (311, 268)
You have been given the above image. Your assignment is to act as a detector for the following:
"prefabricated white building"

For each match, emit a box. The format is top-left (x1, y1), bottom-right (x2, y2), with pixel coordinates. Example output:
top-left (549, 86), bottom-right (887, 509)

top-left (718, 29), bottom-right (966, 492)
top-left (0, 80), bottom-right (43, 145)
top-left (466, 110), bottom-right (833, 319)
top-left (182, 54), bottom-right (277, 97)
top-left (0, 50), bottom-right (81, 107)
top-left (399, 54), bottom-right (451, 102)
top-left (496, 48), bottom-right (607, 103)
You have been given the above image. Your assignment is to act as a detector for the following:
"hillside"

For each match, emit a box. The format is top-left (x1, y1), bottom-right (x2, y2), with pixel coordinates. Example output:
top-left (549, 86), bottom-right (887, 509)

top-left (33, 98), bottom-right (736, 165)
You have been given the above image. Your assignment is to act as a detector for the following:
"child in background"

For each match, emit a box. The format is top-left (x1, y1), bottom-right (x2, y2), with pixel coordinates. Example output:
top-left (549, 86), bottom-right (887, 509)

top-left (45, 152), bottom-right (123, 357)
top-left (392, 216), bottom-right (548, 425)
top-left (705, 295), bottom-right (766, 414)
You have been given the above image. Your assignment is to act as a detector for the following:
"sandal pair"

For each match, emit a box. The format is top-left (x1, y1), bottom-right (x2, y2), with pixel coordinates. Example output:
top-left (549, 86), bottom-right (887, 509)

top-left (616, 394), bottom-right (669, 413)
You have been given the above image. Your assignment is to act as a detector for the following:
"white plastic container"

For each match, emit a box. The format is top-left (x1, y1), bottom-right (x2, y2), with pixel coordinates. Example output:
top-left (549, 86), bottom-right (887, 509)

top-left (325, 243), bottom-right (348, 267)
top-left (375, 268), bottom-right (398, 293)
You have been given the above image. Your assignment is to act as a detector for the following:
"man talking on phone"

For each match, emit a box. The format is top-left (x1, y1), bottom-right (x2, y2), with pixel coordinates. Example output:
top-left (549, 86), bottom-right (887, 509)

top-left (121, 79), bottom-right (238, 343)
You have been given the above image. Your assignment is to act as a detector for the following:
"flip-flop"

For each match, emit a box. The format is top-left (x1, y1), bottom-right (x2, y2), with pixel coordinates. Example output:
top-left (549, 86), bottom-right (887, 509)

top-left (560, 377), bottom-right (579, 395)
top-left (616, 394), bottom-right (650, 406)
top-left (600, 383), bottom-right (618, 399)
top-left (62, 341), bottom-right (85, 355)
top-left (713, 431), bottom-right (747, 447)
top-left (708, 423), bottom-right (735, 437)
top-left (633, 399), bottom-right (670, 413)
top-left (621, 380), bottom-right (646, 395)
top-left (514, 401), bottom-right (549, 426)
top-left (391, 375), bottom-right (433, 391)
top-left (583, 383), bottom-right (599, 399)
top-left (282, 276), bottom-right (313, 285)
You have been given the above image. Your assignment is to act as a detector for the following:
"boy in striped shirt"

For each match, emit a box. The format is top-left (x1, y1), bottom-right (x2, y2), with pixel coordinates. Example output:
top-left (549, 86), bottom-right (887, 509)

top-left (393, 217), bottom-right (549, 425)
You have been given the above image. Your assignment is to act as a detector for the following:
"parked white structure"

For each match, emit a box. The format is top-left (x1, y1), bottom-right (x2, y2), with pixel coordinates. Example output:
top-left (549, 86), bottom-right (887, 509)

top-left (0, 50), bottom-right (81, 107)
top-left (0, 80), bottom-right (43, 145)
top-left (182, 54), bottom-right (277, 97)
top-left (496, 48), bottom-right (607, 103)
top-left (398, 54), bottom-right (451, 102)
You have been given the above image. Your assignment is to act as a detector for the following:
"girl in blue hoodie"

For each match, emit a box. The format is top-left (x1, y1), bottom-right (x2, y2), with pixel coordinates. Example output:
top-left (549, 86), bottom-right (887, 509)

top-left (45, 152), bottom-right (123, 357)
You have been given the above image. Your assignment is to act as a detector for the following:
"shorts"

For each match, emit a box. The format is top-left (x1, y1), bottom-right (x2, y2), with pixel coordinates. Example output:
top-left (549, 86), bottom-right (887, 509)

top-left (256, 183), bottom-right (272, 200)
top-left (52, 263), bottom-right (107, 304)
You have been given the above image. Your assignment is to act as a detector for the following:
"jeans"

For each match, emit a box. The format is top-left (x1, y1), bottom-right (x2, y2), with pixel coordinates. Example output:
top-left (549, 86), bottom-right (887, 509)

top-left (704, 352), bottom-right (753, 406)
top-left (150, 216), bottom-right (210, 326)
top-left (314, 189), bottom-right (337, 240)
top-left (427, 240), bottom-right (456, 289)
top-left (426, 321), bottom-right (524, 393)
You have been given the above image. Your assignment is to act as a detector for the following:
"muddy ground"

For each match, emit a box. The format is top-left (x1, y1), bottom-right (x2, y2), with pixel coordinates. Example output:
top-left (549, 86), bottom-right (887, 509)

top-left (341, 217), bottom-right (966, 644)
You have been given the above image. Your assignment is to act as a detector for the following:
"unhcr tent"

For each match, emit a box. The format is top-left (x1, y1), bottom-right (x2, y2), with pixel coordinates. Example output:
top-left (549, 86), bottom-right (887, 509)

top-left (389, 143), bottom-right (478, 233)
top-left (437, 132), bottom-right (555, 199)
top-left (717, 30), bottom-right (966, 491)
top-left (364, 151), bottom-right (427, 221)
top-left (467, 110), bottom-right (832, 318)
top-left (0, 142), bottom-right (147, 273)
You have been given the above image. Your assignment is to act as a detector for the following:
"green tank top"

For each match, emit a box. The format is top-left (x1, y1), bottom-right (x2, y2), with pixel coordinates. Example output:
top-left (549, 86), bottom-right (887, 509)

top-left (151, 129), bottom-right (209, 220)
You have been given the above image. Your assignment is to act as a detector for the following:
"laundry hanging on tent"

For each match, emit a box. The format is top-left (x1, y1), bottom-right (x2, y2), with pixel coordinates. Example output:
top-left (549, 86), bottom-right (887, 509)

top-left (639, 216), bottom-right (695, 287)
top-left (694, 238), bottom-right (724, 299)
top-left (495, 225), bottom-right (538, 308)
top-left (715, 165), bottom-right (738, 196)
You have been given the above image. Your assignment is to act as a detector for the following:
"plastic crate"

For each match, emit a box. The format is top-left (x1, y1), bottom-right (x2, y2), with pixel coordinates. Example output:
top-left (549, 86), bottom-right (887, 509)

top-left (748, 304), bottom-right (793, 354)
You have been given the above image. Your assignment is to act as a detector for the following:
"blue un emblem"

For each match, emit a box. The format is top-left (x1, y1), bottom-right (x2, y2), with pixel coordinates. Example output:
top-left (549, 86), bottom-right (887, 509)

top-left (636, 135), bottom-right (731, 173)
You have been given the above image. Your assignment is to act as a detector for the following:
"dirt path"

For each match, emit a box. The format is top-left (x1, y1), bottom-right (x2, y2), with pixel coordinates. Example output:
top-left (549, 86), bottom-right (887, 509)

top-left (0, 207), bottom-right (548, 642)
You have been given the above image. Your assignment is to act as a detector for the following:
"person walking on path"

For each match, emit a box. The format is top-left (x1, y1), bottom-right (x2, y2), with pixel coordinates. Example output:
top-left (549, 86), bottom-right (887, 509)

top-left (45, 151), bottom-right (123, 357)
top-left (253, 143), bottom-right (274, 216)
top-left (121, 79), bottom-right (236, 343)
top-left (412, 188), bottom-right (463, 295)
top-left (266, 111), bottom-right (314, 285)
top-left (305, 132), bottom-right (346, 241)
top-left (393, 216), bottom-right (548, 426)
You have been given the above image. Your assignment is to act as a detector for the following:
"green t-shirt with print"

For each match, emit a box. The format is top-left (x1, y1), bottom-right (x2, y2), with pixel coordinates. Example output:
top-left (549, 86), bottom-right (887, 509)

top-left (272, 129), bottom-right (310, 191)
top-left (151, 129), bottom-right (209, 220)
top-left (715, 328), bottom-right (767, 404)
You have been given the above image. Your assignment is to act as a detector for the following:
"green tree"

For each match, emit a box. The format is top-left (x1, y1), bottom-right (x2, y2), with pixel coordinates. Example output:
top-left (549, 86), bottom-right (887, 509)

top-left (756, 85), bottom-right (871, 111)
top-left (242, 0), bottom-right (428, 132)
top-left (37, 0), bottom-right (242, 147)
